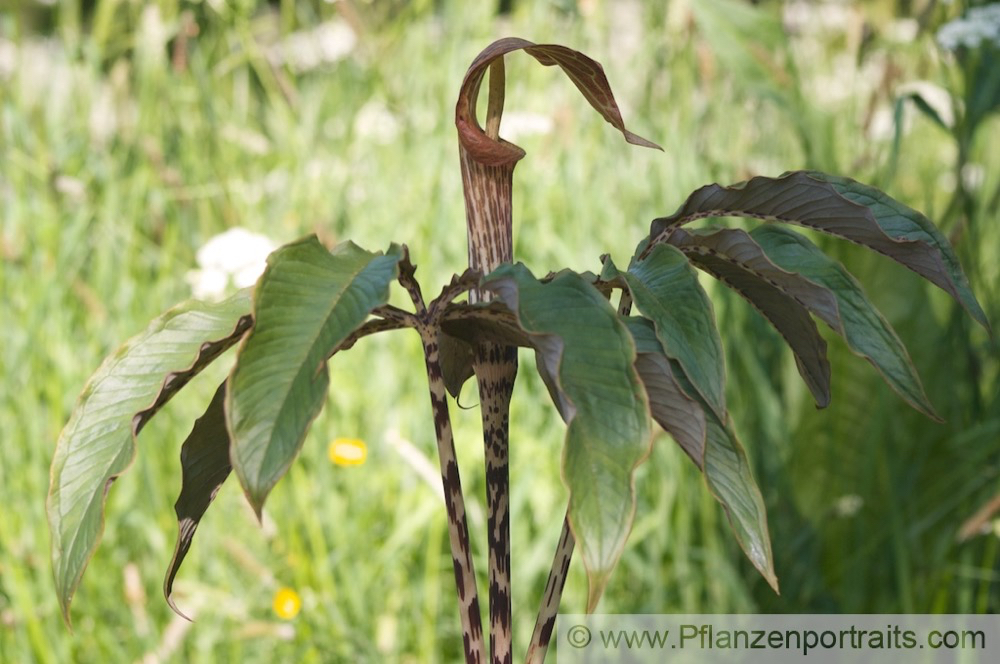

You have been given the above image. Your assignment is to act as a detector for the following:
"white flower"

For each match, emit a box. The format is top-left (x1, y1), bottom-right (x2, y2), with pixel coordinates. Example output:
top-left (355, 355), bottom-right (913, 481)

top-left (137, 5), bottom-right (169, 69)
top-left (833, 494), bottom-right (864, 518)
top-left (89, 83), bottom-right (118, 147)
top-left (353, 100), bottom-right (400, 144)
top-left (314, 21), bottom-right (357, 64)
top-left (0, 38), bottom-right (16, 80)
top-left (867, 105), bottom-right (898, 142)
top-left (885, 18), bottom-right (919, 44)
top-left (809, 52), bottom-right (887, 106)
top-left (499, 111), bottom-right (554, 141)
top-left (271, 20), bottom-right (356, 73)
top-left (962, 163), bottom-right (985, 191)
top-left (188, 267), bottom-right (228, 300)
top-left (187, 228), bottom-right (276, 300)
top-left (937, 5), bottom-right (1000, 51)
top-left (783, 0), bottom-right (854, 36)
top-left (54, 175), bottom-right (86, 201)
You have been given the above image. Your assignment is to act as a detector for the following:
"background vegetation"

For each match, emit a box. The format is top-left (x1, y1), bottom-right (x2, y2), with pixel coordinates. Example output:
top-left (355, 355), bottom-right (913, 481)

top-left (2, 0), bottom-right (998, 661)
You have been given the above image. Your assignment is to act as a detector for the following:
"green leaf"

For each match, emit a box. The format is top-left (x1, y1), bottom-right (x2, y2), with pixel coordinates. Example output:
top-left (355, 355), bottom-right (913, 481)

top-left (621, 314), bottom-right (664, 355)
top-left (604, 244), bottom-right (725, 420)
top-left (701, 406), bottom-right (778, 593)
top-left (751, 224), bottom-right (939, 420)
top-left (227, 237), bottom-right (403, 516)
top-left (650, 170), bottom-right (989, 330)
top-left (666, 228), bottom-right (832, 408)
top-left (164, 382), bottom-right (231, 618)
top-left (483, 264), bottom-right (651, 611)
top-left (47, 290), bottom-right (253, 624)
top-left (624, 317), bottom-right (776, 592)
top-left (624, 317), bottom-right (707, 466)
top-left (806, 172), bottom-right (989, 331)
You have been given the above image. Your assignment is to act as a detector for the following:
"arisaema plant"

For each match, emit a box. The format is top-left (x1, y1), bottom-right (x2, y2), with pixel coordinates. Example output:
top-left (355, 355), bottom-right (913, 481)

top-left (48, 38), bottom-right (990, 664)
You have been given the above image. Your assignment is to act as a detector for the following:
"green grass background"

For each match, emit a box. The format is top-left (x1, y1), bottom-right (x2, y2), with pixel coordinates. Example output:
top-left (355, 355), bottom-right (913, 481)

top-left (2, 0), bottom-right (999, 661)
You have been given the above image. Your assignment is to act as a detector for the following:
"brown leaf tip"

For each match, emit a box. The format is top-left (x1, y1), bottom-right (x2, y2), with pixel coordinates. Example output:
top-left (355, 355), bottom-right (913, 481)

top-left (456, 38), bottom-right (661, 165)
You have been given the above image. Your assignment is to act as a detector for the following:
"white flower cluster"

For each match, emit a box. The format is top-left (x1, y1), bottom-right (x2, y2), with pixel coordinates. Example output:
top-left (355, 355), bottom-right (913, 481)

top-left (783, 0), bottom-right (854, 36)
top-left (353, 100), bottom-right (401, 144)
top-left (937, 4), bottom-right (1000, 51)
top-left (186, 228), bottom-right (276, 300)
top-left (269, 20), bottom-right (357, 73)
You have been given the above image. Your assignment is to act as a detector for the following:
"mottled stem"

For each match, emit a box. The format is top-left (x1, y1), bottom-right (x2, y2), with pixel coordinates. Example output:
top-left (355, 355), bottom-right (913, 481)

top-left (421, 327), bottom-right (487, 664)
top-left (477, 343), bottom-right (516, 664)
top-left (525, 516), bottom-right (575, 664)
top-left (402, 259), bottom-right (486, 664)
top-left (460, 59), bottom-right (519, 664)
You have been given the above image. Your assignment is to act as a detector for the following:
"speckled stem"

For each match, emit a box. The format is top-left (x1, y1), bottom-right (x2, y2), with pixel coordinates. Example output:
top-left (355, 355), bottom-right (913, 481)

top-left (420, 325), bottom-right (487, 664)
top-left (524, 516), bottom-right (574, 664)
top-left (402, 259), bottom-right (486, 664)
top-left (460, 59), bottom-right (518, 664)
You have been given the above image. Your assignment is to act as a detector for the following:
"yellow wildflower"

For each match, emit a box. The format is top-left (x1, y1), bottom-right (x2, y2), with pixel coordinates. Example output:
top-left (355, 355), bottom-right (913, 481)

top-left (328, 437), bottom-right (367, 466)
top-left (272, 587), bottom-right (301, 620)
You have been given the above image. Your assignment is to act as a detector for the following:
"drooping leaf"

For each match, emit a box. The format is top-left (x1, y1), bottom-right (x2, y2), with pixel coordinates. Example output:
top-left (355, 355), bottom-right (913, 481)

top-left (165, 381), bottom-right (231, 618)
top-left (622, 314), bottom-right (665, 356)
top-left (675, 227), bottom-right (841, 327)
top-left (805, 172), bottom-right (989, 330)
top-left (700, 405), bottom-right (779, 592)
top-left (603, 244), bottom-right (726, 420)
top-left (456, 37), bottom-right (661, 166)
top-left (227, 237), bottom-right (402, 516)
top-left (482, 264), bottom-right (651, 611)
top-left (750, 224), bottom-right (939, 420)
top-left (649, 170), bottom-right (989, 330)
top-left (623, 316), bottom-right (776, 591)
top-left (623, 317), bottom-right (707, 466)
top-left (440, 300), bottom-right (534, 349)
top-left (666, 228), bottom-right (832, 408)
top-left (424, 270), bottom-right (484, 399)
top-left (896, 89), bottom-right (951, 131)
top-left (47, 290), bottom-right (253, 624)
top-left (438, 333), bottom-right (477, 399)
top-left (636, 352), bottom-right (707, 466)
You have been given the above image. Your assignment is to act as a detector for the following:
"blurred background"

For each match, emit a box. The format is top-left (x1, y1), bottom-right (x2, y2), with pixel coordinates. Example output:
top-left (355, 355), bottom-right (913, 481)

top-left (1, 0), bottom-right (998, 661)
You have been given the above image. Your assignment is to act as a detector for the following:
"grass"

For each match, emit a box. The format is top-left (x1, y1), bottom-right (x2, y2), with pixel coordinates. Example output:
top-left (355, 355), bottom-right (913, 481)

top-left (2, 0), bottom-right (999, 661)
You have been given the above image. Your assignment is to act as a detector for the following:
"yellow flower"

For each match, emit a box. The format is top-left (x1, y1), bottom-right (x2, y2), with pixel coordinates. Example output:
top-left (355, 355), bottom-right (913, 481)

top-left (272, 587), bottom-right (301, 620)
top-left (328, 438), bottom-right (367, 466)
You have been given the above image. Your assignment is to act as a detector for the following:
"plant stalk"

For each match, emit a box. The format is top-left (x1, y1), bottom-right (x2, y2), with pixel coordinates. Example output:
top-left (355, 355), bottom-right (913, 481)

top-left (402, 259), bottom-right (487, 664)
top-left (460, 59), bottom-right (518, 664)
top-left (421, 329), bottom-right (488, 664)
top-left (525, 516), bottom-right (575, 664)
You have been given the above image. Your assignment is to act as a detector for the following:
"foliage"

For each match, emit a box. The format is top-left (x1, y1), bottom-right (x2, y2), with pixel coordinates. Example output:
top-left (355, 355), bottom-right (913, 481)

top-left (3, 1), bottom-right (999, 662)
top-left (43, 28), bottom-right (989, 664)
